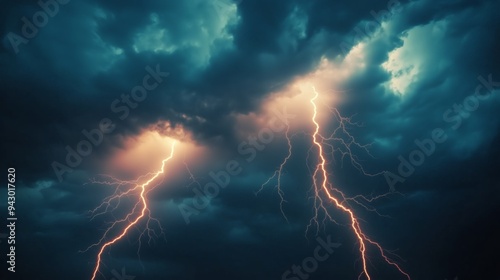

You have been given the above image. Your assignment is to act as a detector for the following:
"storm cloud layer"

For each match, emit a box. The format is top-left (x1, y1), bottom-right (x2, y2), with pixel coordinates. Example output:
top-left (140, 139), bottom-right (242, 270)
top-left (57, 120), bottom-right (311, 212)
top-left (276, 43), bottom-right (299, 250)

top-left (1, 0), bottom-right (499, 279)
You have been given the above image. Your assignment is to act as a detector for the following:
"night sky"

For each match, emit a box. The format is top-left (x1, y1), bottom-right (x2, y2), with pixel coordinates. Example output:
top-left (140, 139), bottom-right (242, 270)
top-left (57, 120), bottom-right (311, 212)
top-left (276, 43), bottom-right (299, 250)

top-left (1, 0), bottom-right (500, 279)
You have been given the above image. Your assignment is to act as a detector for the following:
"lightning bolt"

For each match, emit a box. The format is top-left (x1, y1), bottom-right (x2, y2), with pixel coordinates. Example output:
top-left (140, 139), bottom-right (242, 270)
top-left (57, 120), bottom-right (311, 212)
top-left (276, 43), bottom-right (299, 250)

top-left (83, 141), bottom-right (177, 280)
top-left (263, 86), bottom-right (411, 279)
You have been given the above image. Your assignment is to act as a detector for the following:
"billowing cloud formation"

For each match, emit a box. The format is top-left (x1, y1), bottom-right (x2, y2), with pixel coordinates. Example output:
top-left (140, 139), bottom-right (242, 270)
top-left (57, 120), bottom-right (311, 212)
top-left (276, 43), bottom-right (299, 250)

top-left (1, 0), bottom-right (499, 279)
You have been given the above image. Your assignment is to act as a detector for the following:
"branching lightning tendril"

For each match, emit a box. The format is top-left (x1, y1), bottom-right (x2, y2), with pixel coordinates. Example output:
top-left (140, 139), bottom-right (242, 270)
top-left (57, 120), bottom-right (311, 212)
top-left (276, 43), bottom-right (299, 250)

top-left (83, 141), bottom-right (177, 280)
top-left (83, 85), bottom-right (410, 279)
top-left (262, 86), bottom-right (411, 280)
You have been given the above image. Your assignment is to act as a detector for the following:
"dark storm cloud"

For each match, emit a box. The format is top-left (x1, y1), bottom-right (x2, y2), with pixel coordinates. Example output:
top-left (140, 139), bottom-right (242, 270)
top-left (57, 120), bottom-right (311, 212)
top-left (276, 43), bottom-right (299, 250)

top-left (336, 0), bottom-right (500, 171)
top-left (1, 0), bottom-right (500, 279)
top-left (1, 0), bottom-right (413, 183)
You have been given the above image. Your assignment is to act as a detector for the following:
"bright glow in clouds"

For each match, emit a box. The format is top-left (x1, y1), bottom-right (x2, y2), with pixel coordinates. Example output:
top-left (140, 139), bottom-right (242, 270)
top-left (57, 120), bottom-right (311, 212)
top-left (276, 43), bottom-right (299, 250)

top-left (251, 57), bottom-right (410, 278)
top-left (86, 140), bottom-right (177, 280)
top-left (85, 123), bottom-right (209, 280)
top-left (383, 20), bottom-right (449, 95)
top-left (105, 126), bottom-right (207, 180)
top-left (234, 52), bottom-right (367, 133)
top-left (88, 51), bottom-right (408, 279)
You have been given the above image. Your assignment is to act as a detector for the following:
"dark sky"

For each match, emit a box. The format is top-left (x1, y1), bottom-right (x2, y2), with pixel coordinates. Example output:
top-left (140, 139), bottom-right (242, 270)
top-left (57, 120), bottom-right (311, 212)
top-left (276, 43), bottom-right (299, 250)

top-left (1, 0), bottom-right (500, 279)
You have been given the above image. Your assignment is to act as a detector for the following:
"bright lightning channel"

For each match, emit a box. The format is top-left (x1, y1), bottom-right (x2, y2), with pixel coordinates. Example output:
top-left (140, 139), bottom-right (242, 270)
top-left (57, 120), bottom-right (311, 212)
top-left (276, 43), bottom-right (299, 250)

top-left (83, 141), bottom-right (177, 280)
top-left (263, 86), bottom-right (411, 280)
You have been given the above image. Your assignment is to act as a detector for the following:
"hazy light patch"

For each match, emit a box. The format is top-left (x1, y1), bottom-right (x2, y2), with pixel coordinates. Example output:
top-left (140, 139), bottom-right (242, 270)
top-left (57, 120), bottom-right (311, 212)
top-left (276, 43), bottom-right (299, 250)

top-left (36, 180), bottom-right (55, 189)
top-left (132, 19), bottom-right (178, 54)
top-left (96, 44), bottom-right (125, 72)
top-left (132, 1), bottom-right (240, 69)
top-left (105, 126), bottom-right (208, 181)
top-left (234, 82), bottom-right (317, 138)
top-left (382, 45), bottom-right (418, 95)
top-left (373, 135), bottom-right (401, 149)
top-left (16, 180), bottom-right (57, 204)
top-left (382, 20), bottom-right (449, 95)
top-left (93, 8), bottom-right (108, 20)
top-left (342, 42), bottom-right (367, 70)
top-left (234, 55), bottom-right (364, 136)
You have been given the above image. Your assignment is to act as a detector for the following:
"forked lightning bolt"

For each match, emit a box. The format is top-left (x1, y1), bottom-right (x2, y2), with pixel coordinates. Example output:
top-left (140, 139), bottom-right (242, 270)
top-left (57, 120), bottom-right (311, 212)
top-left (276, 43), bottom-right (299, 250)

top-left (263, 86), bottom-right (411, 279)
top-left (83, 141), bottom-right (177, 280)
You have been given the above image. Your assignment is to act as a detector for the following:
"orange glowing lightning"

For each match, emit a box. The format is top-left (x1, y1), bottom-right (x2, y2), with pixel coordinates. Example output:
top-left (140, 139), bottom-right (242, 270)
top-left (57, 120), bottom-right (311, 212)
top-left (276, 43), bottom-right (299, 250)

top-left (263, 86), bottom-right (411, 279)
top-left (83, 141), bottom-right (177, 280)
